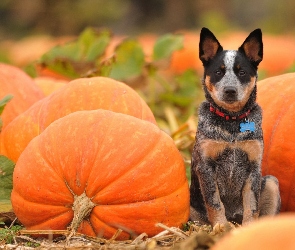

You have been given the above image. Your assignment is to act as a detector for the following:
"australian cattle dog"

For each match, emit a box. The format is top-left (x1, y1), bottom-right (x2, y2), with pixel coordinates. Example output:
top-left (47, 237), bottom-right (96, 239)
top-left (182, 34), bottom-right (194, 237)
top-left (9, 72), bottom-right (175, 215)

top-left (190, 28), bottom-right (281, 226)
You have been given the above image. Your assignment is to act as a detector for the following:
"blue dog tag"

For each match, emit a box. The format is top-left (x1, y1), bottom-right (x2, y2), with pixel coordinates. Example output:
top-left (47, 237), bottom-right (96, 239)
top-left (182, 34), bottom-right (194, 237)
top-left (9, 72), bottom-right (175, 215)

top-left (240, 121), bottom-right (255, 132)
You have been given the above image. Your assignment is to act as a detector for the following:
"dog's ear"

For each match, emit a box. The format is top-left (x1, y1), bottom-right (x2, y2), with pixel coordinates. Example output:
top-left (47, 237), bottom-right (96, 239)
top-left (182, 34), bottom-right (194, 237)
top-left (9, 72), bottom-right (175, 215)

top-left (199, 27), bottom-right (223, 65)
top-left (238, 29), bottom-right (263, 67)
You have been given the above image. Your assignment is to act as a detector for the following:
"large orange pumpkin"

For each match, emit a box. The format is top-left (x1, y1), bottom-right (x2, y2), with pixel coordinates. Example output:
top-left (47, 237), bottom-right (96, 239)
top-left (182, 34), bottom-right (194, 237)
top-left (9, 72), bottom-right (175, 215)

top-left (1, 76), bottom-right (156, 162)
top-left (11, 109), bottom-right (190, 239)
top-left (0, 63), bottom-right (44, 129)
top-left (257, 73), bottom-right (295, 212)
top-left (212, 214), bottom-right (295, 250)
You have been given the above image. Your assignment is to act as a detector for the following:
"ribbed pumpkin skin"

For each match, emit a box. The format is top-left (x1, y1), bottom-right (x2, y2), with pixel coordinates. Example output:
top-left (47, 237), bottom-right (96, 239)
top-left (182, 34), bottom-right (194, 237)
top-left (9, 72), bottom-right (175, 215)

top-left (212, 214), bottom-right (295, 250)
top-left (11, 110), bottom-right (189, 239)
top-left (257, 73), bottom-right (295, 212)
top-left (0, 63), bottom-right (44, 129)
top-left (1, 76), bottom-right (156, 162)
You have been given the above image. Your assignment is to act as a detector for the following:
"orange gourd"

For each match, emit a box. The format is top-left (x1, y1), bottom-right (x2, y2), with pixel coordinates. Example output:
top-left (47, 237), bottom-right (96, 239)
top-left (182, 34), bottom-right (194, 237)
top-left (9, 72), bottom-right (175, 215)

top-left (0, 63), bottom-right (44, 129)
top-left (34, 77), bottom-right (68, 96)
top-left (212, 214), bottom-right (295, 250)
top-left (220, 32), bottom-right (295, 76)
top-left (170, 32), bottom-right (202, 75)
top-left (172, 31), bottom-right (295, 77)
top-left (257, 73), bottom-right (295, 212)
top-left (260, 35), bottom-right (295, 76)
top-left (1, 76), bottom-right (156, 162)
top-left (11, 109), bottom-right (190, 239)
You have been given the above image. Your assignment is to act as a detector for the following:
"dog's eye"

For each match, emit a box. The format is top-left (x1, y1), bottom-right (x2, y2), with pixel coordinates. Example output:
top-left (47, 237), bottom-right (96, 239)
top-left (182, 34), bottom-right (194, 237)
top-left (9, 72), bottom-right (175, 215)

top-left (215, 70), bottom-right (222, 76)
top-left (239, 70), bottom-right (246, 76)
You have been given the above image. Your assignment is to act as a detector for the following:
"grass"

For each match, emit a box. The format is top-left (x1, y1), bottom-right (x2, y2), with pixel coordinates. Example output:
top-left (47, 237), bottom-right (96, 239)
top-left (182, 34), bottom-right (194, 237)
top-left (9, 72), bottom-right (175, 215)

top-left (0, 222), bottom-right (22, 244)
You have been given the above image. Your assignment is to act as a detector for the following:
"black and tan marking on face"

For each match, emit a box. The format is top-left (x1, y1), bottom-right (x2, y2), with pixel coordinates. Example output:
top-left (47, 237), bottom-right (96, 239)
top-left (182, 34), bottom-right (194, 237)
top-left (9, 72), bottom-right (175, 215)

top-left (204, 50), bottom-right (257, 112)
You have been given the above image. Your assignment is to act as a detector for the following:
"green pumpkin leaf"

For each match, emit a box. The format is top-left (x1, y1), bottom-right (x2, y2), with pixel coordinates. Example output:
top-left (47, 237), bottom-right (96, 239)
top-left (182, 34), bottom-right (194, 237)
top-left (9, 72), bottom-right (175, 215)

top-left (40, 27), bottom-right (111, 78)
top-left (41, 41), bottom-right (80, 63)
top-left (23, 63), bottom-right (38, 78)
top-left (160, 70), bottom-right (198, 107)
top-left (78, 28), bottom-right (111, 62)
top-left (0, 155), bottom-right (15, 211)
top-left (0, 94), bottom-right (13, 116)
top-left (0, 94), bottom-right (13, 133)
top-left (153, 34), bottom-right (184, 61)
top-left (109, 39), bottom-right (145, 81)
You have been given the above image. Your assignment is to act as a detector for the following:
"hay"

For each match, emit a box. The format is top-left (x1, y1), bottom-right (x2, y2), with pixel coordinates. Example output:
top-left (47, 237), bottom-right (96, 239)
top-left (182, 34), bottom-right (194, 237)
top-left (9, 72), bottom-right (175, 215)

top-left (0, 221), bottom-right (236, 249)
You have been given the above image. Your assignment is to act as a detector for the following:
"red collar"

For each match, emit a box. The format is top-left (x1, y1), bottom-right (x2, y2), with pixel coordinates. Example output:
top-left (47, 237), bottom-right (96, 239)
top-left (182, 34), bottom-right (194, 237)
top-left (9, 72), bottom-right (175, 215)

top-left (209, 104), bottom-right (250, 121)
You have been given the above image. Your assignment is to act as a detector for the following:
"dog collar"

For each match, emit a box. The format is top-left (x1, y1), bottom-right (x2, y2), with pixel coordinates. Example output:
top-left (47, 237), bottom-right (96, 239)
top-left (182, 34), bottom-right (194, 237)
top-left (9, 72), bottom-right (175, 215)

top-left (209, 104), bottom-right (250, 121)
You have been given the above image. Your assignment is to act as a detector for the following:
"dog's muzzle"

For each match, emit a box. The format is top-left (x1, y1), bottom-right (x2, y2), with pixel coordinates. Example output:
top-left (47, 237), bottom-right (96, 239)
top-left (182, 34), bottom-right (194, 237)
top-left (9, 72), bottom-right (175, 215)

top-left (223, 86), bottom-right (238, 102)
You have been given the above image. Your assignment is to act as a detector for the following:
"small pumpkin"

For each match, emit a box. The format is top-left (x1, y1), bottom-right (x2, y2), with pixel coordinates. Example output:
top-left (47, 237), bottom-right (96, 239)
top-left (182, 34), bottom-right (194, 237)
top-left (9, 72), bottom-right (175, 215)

top-left (11, 109), bottom-right (190, 239)
top-left (7, 35), bottom-right (71, 67)
top-left (170, 32), bottom-right (202, 75)
top-left (220, 32), bottom-right (295, 76)
top-left (34, 76), bottom-right (68, 96)
top-left (0, 63), bottom-right (44, 129)
top-left (168, 30), bottom-right (292, 76)
top-left (257, 73), bottom-right (295, 212)
top-left (212, 214), bottom-right (295, 250)
top-left (1, 76), bottom-right (156, 162)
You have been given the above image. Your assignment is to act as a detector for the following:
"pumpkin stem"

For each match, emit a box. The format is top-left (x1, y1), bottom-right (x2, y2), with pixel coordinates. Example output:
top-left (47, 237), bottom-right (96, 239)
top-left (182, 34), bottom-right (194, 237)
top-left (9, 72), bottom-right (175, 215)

top-left (65, 182), bottom-right (96, 239)
top-left (70, 192), bottom-right (96, 232)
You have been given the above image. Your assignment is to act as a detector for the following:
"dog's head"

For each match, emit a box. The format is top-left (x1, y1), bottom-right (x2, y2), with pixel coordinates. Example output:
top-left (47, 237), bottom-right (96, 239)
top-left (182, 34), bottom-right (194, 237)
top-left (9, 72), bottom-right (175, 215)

top-left (199, 28), bottom-right (263, 112)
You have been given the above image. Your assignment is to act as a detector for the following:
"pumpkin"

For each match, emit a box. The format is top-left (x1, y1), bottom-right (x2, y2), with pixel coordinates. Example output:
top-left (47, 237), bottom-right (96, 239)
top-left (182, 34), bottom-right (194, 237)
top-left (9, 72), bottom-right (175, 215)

top-left (0, 63), bottom-right (44, 130)
top-left (212, 214), bottom-right (295, 250)
top-left (220, 32), bottom-right (295, 76)
top-left (35, 64), bottom-right (72, 81)
top-left (257, 73), bottom-right (295, 212)
top-left (170, 32), bottom-right (202, 75)
top-left (168, 30), bottom-right (290, 76)
top-left (34, 76), bottom-right (68, 96)
top-left (11, 109), bottom-right (190, 239)
top-left (1, 76), bottom-right (156, 162)
top-left (7, 35), bottom-right (71, 67)
top-left (259, 35), bottom-right (295, 76)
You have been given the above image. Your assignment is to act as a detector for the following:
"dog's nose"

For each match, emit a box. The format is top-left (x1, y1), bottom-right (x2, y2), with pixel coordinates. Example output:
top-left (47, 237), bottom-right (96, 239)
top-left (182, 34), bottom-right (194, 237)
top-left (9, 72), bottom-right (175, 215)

top-left (224, 86), bottom-right (237, 95)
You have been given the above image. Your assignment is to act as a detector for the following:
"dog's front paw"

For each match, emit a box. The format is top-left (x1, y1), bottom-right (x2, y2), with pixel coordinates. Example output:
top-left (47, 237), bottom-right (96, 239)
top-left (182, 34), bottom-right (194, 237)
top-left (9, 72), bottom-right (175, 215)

top-left (242, 212), bottom-right (259, 226)
top-left (211, 222), bottom-right (236, 236)
top-left (207, 205), bottom-right (228, 226)
top-left (211, 222), bottom-right (236, 235)
top-left (211, 223), bottom-right (225, 235)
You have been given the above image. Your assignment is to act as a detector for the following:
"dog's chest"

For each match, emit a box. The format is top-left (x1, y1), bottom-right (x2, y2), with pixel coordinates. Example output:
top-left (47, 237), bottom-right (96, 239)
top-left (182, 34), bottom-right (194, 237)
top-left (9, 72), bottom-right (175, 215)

top-left (198, 137), bottom-right (263, 194)
top-left (199, 138), bottom-right (263, 164)
top-left (195, 102), bottom-right (264, 190)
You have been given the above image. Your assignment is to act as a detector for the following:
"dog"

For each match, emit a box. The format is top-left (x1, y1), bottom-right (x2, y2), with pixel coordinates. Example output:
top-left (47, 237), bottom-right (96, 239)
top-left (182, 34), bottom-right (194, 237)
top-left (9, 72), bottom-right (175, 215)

top-left (190, 28), bottom-right (281, 226)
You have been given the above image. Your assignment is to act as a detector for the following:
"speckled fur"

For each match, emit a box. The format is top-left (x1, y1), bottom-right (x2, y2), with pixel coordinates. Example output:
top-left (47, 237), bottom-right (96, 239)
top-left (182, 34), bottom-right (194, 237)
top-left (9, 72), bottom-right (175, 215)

top-left (190, 28), bottom-right (281, 226)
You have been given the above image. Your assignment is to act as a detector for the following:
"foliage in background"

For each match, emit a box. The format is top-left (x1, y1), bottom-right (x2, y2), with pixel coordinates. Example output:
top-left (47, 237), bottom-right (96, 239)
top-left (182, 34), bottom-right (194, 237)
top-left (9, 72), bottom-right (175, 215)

top-left (0, 156), bottom-right (15, 212)
top-left (37, 28), bottom-right (112, 79)
top-left (0, 95), bottom-right (13, 133)
top-left (1, 0), bottom-right (295, 39)
top-left (0, 96), bottom-right (14, 212)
